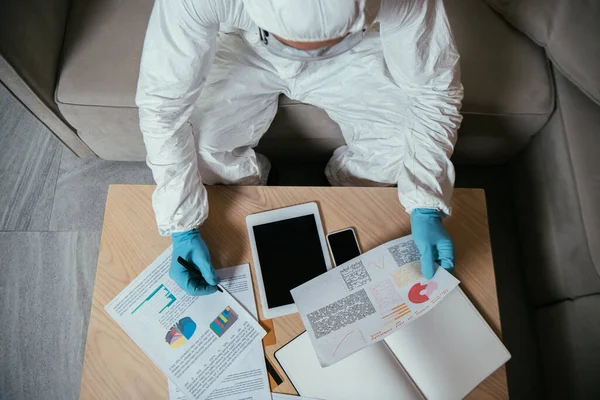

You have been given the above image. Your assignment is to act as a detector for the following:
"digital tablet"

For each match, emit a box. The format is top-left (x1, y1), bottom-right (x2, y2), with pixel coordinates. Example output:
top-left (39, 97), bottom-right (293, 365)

top-left (246, 202), bottom-right (333, 319)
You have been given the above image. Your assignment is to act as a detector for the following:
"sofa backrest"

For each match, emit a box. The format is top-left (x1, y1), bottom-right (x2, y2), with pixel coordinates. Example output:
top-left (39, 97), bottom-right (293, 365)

top-left (484, 0), bottom-right (600, 106)
top-left (0, 0), bottom-right (94, 156)
top-left (0, 0), bottom-right (72, 113)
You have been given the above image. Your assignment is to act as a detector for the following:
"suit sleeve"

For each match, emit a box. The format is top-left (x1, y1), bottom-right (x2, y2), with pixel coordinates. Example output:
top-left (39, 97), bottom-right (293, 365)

top-left (136, 0), bottom-right (218, 235)
top-left (379, 0), bottom-right (463, 216)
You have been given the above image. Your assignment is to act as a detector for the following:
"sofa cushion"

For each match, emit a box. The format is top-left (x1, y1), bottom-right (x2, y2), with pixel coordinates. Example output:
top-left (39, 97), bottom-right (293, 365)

top-left (537, 295), bottom-right (600, 399)
top-left (56, 103), bottom-right (145, 160)
top-left (256, 99), bottom-right (345, 162)
top-left (512, 70), bottom-right (600, 305)
top-left (56, 0), bottom-right (552, 163)
top-left (57, 96), bottom-right (345, 162)
top-left (484, 0), bottom-right (600, 106)
top-left (1, 0), bottom-right (71, 114)
top-left (0, 0), bottom-right (95, 157)
top-left (445, 0), bottom-right (552, 164)
top-left (57, 0), bottom-right (151, 108)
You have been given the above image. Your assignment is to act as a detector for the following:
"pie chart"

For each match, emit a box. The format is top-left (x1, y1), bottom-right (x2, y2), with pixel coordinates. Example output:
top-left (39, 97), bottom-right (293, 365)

top-left (165, 317), bottom-right (197, 349)
top-left (408, 281), bottom-right (438, 304)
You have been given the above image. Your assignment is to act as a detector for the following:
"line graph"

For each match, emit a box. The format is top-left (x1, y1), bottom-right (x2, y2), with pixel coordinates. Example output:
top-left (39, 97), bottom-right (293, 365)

top-left (332, 329), bottom-right (367, 357)
top-left (368, 255), bottom-right (386, 270)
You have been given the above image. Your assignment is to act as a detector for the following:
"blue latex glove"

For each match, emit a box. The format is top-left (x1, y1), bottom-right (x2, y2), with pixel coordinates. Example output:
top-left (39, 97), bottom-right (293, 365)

top-left (410, 209), bottom-right (454, 279)
top-left (171, 229), bottom-right (221, 295)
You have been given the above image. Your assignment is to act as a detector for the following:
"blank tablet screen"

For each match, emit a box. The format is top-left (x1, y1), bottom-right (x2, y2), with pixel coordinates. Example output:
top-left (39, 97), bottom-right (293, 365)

top-left (252, 214), bottom-right (328, 308)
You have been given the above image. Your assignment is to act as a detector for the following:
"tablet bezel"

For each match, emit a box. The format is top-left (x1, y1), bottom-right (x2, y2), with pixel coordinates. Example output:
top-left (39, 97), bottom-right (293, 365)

top-left (246, 202), bottom-right (333, 319)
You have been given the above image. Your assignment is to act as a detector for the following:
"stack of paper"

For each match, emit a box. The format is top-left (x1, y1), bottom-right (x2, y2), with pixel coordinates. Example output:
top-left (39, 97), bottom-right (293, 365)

top-left (280, 236), bottom-right (510, 400)
top-left (291, 235), bottom-right (460, 366)
top-left (108, 235), bottom-right (509, 400)
top-left (106, 248), bottom-right (270, 400)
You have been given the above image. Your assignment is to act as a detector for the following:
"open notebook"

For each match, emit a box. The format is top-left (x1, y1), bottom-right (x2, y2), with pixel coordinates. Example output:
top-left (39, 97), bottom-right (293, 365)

top-left (275, 288), bottom-right (510, 400)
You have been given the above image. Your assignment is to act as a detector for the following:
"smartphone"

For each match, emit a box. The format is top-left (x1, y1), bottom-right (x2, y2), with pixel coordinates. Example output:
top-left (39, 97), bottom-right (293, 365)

top-left (326, 228), bottom-right (361, 266)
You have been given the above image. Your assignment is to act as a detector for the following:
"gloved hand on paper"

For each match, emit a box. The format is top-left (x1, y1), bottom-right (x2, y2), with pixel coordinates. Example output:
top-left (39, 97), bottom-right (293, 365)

top-left (410, 208), bottom-right (455, 279)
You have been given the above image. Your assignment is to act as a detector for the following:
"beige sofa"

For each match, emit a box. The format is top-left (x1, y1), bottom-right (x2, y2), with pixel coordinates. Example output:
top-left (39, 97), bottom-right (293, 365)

top-left (3, 0), bottom-right (551, 163)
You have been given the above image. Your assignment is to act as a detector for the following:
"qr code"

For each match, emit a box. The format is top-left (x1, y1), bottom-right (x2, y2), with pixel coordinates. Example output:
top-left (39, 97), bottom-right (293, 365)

top-left (388, 240), bottom-right (420, 267)
top-left (307, 289), bottom-right (376, 339)
top-left (340, 260), bottom-right (371, 291)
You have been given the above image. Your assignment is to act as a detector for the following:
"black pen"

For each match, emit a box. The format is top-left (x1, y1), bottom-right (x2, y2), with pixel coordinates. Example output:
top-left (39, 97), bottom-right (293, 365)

top-left (265, 357), bottom-right (283, 386)
top-left (177, 256), bottom-right (223, 292)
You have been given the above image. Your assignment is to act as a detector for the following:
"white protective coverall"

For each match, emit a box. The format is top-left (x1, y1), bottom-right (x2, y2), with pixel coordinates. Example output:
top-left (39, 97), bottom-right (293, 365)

top-left (136, 0), bottom-right (463, 236)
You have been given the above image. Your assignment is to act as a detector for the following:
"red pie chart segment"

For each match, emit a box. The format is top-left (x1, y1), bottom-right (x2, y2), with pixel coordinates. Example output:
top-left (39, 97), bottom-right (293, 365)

top-left (407, 281), bottom-right (438, 304)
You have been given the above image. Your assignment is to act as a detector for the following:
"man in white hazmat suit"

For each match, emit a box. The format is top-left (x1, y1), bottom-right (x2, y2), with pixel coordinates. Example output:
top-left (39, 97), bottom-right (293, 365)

top-left (136, 0), bottom-right (463, 295)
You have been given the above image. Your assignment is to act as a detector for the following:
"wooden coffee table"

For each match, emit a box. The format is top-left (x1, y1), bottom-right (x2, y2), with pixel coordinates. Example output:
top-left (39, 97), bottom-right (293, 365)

top-left (79, 185), bottom-right (507, 399)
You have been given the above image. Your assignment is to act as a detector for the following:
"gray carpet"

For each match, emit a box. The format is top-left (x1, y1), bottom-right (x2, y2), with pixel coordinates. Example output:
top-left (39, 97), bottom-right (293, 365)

top-left (0, 85), bottom-right (153, 399)
top-left (0, 232), bottom-right (100, 400)
top-left (49, 147), bottom-right (153, 231)
top-left (0, 87), bottom-right (62, 231)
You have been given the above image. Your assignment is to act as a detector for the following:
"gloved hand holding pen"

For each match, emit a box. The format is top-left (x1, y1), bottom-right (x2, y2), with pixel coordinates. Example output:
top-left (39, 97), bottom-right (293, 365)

top-left (170, 229), bottom-right (221, 295)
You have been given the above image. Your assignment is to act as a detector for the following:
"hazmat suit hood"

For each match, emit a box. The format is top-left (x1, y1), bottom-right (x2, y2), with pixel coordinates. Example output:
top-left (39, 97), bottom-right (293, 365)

top-left (242, 0), bottom-right (381, 41)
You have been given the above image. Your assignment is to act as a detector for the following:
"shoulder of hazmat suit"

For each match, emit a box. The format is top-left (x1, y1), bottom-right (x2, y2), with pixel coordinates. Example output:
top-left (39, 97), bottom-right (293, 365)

top-left (136, 0), bottom-right (462, 236)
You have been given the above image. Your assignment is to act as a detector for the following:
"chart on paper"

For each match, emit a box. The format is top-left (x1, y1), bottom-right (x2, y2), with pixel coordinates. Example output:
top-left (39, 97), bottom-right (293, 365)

top-left (131, 284), bottom-right (176, 324)
top-left (210, 306), bottom-right (238, 337)
top-left (165, 317), bottom-right (197, 349)
top-left (291, 235), bottom-right (461, 366)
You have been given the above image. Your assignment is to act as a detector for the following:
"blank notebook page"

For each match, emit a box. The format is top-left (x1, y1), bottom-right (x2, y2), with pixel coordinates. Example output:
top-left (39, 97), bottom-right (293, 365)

top-left (275, 332), bottom-right (424, 400)
top-left (384, 288), bottom-right (511, 400)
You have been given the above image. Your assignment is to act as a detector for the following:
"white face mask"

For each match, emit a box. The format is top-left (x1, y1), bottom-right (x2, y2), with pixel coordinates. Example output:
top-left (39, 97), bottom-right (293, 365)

top-left (258, 28), bottom-right (366, 61)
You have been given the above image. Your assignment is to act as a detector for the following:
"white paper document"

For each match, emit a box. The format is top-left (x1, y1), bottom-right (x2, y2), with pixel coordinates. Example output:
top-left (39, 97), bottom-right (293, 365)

top-left (276, 289), bottom-right (511, 400)
top-left (168, 265), bottom-right (270, 400)
top-left (271, 394), bottom-right (321, 400)
top-left (106, 248), bottom-right (266, 400)
top-left (291, 236), bottom-right (460, 366)
top-left (171, 388), bottom-right (321, 400)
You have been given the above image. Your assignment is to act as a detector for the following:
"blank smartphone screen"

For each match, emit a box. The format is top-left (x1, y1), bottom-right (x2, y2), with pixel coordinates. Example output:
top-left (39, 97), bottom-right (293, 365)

top-left (328, 229), bottom-right (361, 266)
top-left (252, 215), bottom-right (328, 308)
